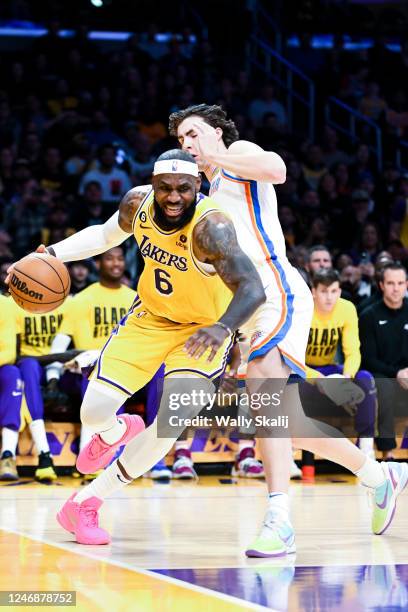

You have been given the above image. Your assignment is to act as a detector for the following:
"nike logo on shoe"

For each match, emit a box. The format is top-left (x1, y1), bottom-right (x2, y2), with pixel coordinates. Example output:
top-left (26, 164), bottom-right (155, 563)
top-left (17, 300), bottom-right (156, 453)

top-left (377, 482), bottom-right (390, 509)
top-left (12, 391), bottom-right (22, 397)
top-left (378, 320), bottom-right (388, 325)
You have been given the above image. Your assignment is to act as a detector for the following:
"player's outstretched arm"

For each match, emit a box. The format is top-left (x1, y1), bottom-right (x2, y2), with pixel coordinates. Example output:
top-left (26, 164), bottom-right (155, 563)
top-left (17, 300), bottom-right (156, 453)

top-left (5, 187), bottom-right (150, 285)
top-left (185, 213), bottom-right (266, 361)
top-left (45, 187), bottom-right (150, 262)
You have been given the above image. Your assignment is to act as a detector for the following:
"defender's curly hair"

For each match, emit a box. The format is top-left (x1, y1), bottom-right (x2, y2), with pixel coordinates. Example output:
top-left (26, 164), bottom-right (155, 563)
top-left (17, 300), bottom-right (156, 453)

top-left (169, 104), bottom-right (239, 147)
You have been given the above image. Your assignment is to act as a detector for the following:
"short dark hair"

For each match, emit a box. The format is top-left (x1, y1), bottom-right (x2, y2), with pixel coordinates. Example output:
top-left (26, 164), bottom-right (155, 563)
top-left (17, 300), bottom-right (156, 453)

top-left (156, 149), bottom-right (196, 164)
top-left (379, 262), bottom-right (407, 282)
top-left (84, 180), bottom-right (102, 191)
top-left (312, 268), bottom-right (340, 288)
top-left (169, 104), bottom-right (239, 147)
top-left (307, 245), bottom-right (331, 261)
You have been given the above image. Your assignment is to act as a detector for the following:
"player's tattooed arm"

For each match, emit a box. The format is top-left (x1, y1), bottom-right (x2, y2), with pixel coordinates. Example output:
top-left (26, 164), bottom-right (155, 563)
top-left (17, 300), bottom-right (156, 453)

top-left (118, 186), bottom-right (151, 232)
top-left (186, 213), bottom-right (265, 362)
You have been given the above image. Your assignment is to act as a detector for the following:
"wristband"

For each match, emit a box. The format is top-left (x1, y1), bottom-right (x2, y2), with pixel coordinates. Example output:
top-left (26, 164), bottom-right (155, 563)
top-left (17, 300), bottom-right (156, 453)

top-left (214, 321), bottom-right (232, 336)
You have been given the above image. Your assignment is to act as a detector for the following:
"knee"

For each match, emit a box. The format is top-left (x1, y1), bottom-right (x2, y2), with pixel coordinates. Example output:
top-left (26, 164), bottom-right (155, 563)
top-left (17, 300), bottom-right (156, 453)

top-left (80, 400), bottom-right (103, 428)
top-left (355, 370), bottom-right (374, 382)
top-left (80, 382), bottom-right (124, 428)
top-left (18, 357), bottom-right (41, 378)
top-left (355, 370), bottom-right (376, 391)
top-left (0, 365), bottom-right (21, 385)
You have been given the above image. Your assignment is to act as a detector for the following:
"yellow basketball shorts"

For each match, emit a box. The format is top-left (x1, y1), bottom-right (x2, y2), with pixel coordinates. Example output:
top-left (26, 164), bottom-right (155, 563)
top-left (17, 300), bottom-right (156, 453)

top-left (90, 301), bottom-right (233, 398)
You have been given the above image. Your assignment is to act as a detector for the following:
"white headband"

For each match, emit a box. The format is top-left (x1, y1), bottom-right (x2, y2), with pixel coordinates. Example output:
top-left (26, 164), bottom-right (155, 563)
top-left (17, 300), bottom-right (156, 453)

top-left (153, 159), bottom-right (199, 177)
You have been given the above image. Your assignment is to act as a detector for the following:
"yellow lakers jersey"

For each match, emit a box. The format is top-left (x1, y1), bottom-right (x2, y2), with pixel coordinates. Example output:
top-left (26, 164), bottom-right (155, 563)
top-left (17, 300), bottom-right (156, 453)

top-left (133, 190), bottom-right (232, 325)
top-left (59, 282), bottom-right (136, 350)
top-left (15, 300), bottom-right (67, 357)
top-left (0, 294), bottom-right (19, 365)
top-left (306, 297), bottom-right (361, 378)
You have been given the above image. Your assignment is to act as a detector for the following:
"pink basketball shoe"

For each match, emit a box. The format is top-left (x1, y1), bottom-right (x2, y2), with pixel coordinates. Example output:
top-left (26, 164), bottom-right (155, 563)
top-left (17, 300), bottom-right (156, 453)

top-left (57, 494), bottom-right (111, 545)
top-left (232, 446), bottom-right (265, 478)
top-left (76, 414), bottom-right (145, 474)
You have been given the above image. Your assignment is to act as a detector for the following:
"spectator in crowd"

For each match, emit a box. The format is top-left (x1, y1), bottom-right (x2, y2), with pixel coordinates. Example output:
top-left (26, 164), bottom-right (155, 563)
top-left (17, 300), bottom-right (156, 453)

top-left (248, 84), bottom-right (287, 129)
top-left (68, 261), bottom-right (91, 295)
top-left (305, 245), bottom-right (332, 276)
top-left (302, 268), bottom-right (377, 458)
top-left (302, 145), bottom-right (328, 191)
top-left (79, 144), bottom-right (132, 210)
top-left (357, 251), bottom-right (394, 314)
top-left (73, 180), bottom-right (106, 229)
top-left (0, 294), bottom-right (23, 481)
top-left (359, 262), bottom-right (408, 458)
top-left (359, 82), bottom-right (387, 122)
top-left (390, 174), bottom-right (408, 248)
top-left (350, 222), bottom-right (382, 265)
top-left (321, 125), bottom-right (351, 169)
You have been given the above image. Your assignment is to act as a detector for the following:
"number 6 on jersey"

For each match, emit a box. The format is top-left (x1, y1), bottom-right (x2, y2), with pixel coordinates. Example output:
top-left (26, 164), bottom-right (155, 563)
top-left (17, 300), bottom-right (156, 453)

top-left (154, 268), bottom-right (173, 295)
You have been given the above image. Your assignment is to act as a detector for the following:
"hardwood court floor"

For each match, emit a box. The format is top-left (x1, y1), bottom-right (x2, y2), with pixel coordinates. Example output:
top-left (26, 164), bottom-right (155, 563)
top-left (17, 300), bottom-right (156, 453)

top-left (0, 474), bottom-right (407, 611)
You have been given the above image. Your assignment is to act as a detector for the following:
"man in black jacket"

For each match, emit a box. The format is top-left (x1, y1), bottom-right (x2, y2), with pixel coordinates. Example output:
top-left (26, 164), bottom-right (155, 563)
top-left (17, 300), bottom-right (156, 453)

top-left (359, 262), bottom-right (408, 458)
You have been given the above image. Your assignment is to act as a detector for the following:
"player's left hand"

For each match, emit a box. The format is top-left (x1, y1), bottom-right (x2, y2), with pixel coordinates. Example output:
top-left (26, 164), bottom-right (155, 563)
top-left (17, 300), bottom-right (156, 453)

top-left (184, 325), bottom-right (229, 362)
top-left (191, 121), bottom-right (219, 162)
top-left (5, 244), bottom-right (48, 286)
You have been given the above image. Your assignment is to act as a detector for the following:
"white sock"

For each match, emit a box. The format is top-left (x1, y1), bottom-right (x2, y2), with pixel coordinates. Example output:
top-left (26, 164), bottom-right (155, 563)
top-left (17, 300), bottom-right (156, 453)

top-left (74, 460), bottom-right (132, 504)
top-left (174, 439), bottom-right (190, 451)
top-left (238, 439), bottom-right (254, 452)
top-left (354, 458), bottom-right (385, 488)
top-left (268, 492), bottom-right (290, 518)
top-left (359, 437), bottom-right (374, 452)
top-left (29, 420), bottom-right (50, 454)
top-left (1, 428), bottom-right (18, 456)
top-left (99, 417), bottom-right (127, 445)
top-left (79, 425), bottom-right (94, 451)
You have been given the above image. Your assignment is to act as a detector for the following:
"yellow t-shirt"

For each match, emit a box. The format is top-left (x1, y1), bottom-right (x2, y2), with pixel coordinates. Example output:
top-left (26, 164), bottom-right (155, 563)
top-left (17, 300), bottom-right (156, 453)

top-left (133, 190), bottom-right (232, 325)
top-left (306, 298), bottom-right (361, 378)
top-left (0, 295), bottom-right (19, 365)
top-left (16, 301), bottom-right (68, 357)
top-left (59, 282), bottom-right (136, 350)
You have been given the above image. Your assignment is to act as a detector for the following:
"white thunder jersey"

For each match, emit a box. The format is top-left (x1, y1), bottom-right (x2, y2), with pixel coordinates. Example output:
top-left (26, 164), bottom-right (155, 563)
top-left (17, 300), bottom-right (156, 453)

top-left (209, 168), bottom-right (313, 377)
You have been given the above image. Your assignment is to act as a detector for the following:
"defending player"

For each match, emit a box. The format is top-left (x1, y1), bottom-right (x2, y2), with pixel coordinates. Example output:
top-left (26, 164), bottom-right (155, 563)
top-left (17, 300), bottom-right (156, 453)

top-left (6, 149), bottom-right (265, 544)
top-left (168, 104), bottom-right (408, 556)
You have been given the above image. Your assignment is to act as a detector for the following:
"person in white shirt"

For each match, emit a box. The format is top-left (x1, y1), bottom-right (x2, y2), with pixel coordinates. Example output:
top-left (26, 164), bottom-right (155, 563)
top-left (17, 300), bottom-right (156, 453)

top-left (79, 144), bottom-right (132, 205)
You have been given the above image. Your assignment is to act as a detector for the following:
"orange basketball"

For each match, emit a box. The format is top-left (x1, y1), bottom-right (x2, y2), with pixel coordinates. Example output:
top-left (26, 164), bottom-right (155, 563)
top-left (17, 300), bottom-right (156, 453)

top-left (9, 253), bottom-right (71, 313)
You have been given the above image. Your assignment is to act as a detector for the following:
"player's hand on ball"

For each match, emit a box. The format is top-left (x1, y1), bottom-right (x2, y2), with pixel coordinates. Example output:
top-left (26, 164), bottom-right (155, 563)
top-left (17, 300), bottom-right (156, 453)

top-left (5, 244), bottom-right (48, 286)
top-left (184, 324), bottom-right (229, 362)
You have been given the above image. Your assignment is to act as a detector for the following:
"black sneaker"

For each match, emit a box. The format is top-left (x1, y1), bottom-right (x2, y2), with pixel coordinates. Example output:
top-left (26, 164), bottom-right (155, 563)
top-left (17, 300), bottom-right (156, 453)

top-left (35, 452), bottom-right (57, 482)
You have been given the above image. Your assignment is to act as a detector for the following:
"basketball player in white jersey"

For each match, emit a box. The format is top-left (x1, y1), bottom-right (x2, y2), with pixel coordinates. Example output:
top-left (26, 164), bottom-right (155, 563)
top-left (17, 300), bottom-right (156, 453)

top-left (169, 104), bottom-right (408, 557)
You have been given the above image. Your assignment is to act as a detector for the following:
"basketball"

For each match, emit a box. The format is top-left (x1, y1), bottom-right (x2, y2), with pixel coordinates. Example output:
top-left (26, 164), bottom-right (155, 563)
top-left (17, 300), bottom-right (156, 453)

top-left (9, 253), bottom-right (70, 314)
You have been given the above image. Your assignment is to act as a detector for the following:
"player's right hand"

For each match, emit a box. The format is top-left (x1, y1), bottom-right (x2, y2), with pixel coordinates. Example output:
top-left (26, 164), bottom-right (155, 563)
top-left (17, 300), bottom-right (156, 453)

top-left (184, 324), bottom-right (230, 363)
top-left (5, 244), bottom-right (48, 287)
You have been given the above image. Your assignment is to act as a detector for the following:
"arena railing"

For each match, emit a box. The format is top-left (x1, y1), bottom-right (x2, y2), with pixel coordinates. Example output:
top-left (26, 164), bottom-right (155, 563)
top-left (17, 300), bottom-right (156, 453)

top-left (325, 96), bottom-right (383, 171)
top-left (248, 35), bottom-right (315, 142)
